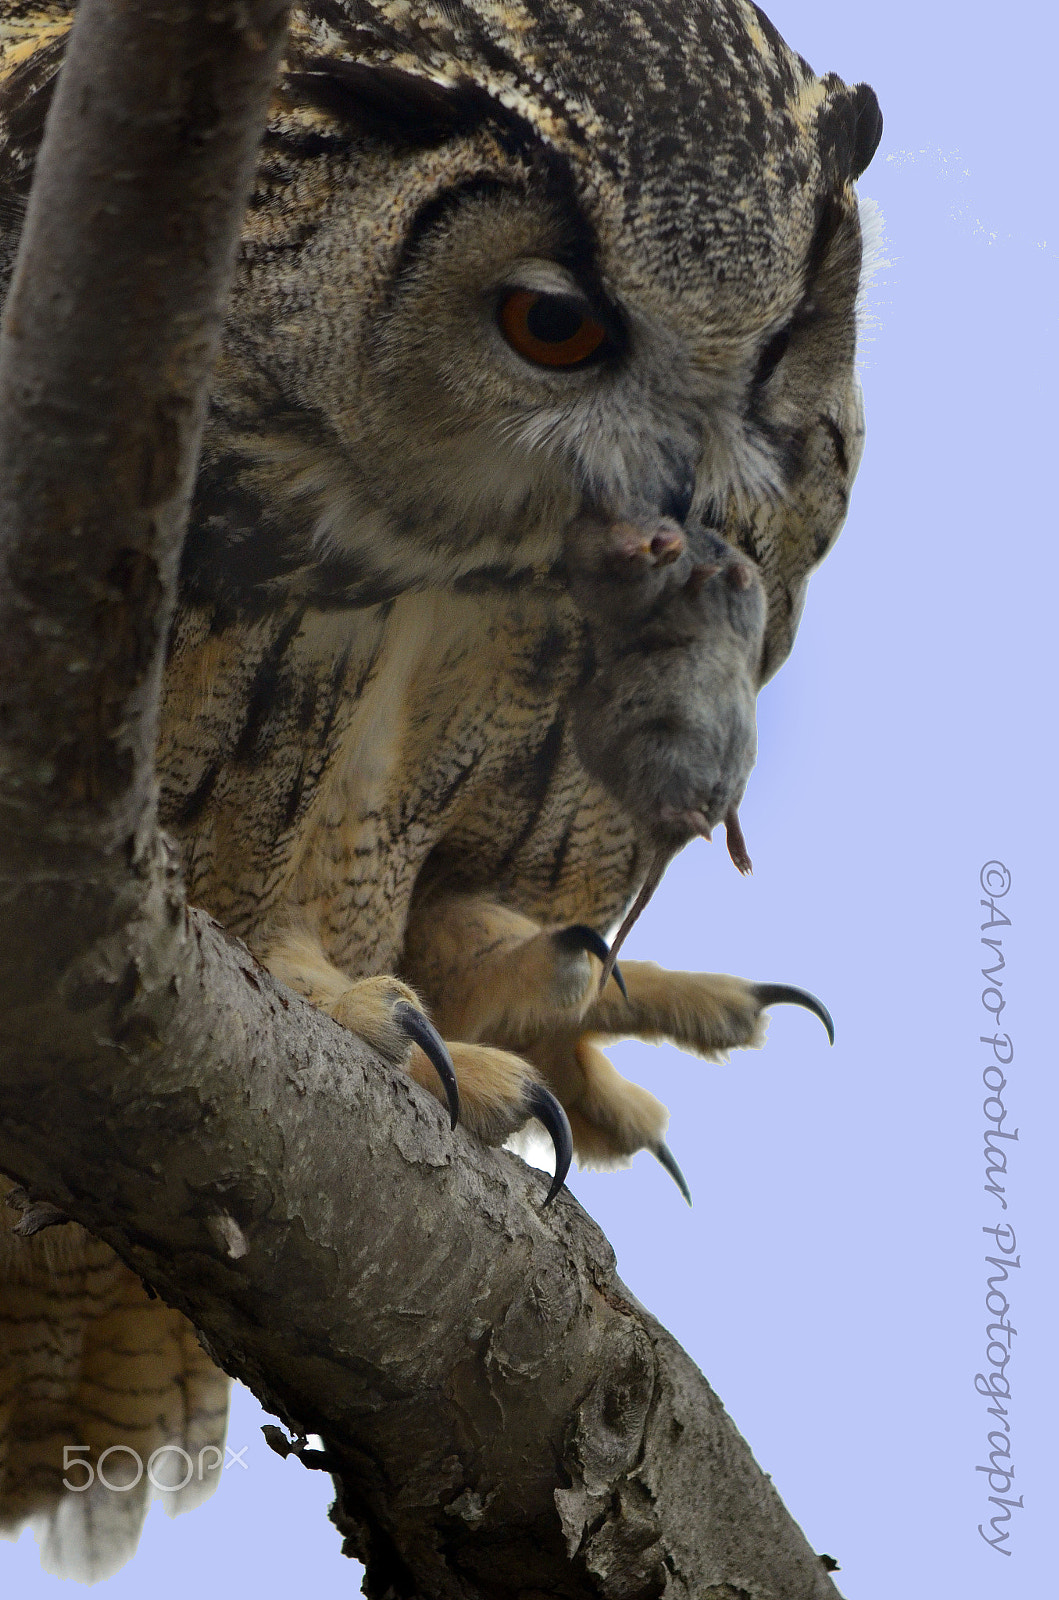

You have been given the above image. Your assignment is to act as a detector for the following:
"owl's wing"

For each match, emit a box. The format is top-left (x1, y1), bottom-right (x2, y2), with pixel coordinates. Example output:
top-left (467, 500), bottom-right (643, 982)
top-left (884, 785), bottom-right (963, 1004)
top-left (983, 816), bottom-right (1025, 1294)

top-left (0, 1179), bottom-right (230, 1581)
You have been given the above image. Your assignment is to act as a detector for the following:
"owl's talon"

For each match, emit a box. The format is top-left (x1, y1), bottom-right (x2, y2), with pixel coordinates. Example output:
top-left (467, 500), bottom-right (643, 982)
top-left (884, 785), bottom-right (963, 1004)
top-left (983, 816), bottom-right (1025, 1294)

top-left (393, 1000), bottom-right (460, 1128)
top-left (653, 1142), bottom-right (693, 1206)
top-left (554, 924), bottom-right (628, 1000)
top-left (524, 1083), bottom-right (573, 1205)
top-left (753, 984), bottom-right (835, 1045)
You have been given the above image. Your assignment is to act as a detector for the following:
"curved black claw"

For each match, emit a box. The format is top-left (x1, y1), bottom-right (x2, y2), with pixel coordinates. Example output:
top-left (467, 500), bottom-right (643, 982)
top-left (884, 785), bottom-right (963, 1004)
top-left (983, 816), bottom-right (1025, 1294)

top-left (653, 1142), bottom-right (692, 1206)
top-left (393, 1000), bottom-right (460, 1129)
top-left (525, 1083), bottom-right (573, 1206)
top-left (555, 924), bottom-right (628, 1000)
top-left (753, 984), bottom-right (835, 1047)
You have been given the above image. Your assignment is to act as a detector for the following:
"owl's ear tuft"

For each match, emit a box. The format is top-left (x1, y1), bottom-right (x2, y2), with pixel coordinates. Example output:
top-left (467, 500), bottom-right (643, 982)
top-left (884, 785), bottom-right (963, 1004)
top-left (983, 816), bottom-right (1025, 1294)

top-left (849, 83), bottom-right (883, 179)
top-left (815, 78), bottom-right (883, 186)
top-left (287, 60), bottom-right (495, 149)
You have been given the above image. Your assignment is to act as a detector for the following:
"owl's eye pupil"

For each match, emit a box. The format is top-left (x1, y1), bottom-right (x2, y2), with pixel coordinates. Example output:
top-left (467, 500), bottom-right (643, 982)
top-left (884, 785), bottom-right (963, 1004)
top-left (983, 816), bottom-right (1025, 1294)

top-left (498, 287), bottom-right (609, 368)
top-left (525, 295), bottom-right (584, 344)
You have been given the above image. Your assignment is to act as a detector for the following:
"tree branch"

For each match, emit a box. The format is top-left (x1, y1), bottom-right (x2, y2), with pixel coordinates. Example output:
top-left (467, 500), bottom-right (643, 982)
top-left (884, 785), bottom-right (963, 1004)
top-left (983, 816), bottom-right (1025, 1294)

top-left (0, 4), bottom-right (842, 1595)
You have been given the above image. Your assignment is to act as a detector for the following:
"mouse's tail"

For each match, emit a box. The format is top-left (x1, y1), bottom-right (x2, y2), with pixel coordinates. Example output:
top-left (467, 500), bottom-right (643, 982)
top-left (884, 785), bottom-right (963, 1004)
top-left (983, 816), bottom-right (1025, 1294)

top-left (599, 850), bottom-right (668, 992)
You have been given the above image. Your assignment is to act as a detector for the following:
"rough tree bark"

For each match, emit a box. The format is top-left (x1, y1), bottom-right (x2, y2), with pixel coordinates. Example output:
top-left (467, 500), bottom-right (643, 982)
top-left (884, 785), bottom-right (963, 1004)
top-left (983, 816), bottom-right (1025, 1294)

top-left (0, 3), bottom-right (844, 1596)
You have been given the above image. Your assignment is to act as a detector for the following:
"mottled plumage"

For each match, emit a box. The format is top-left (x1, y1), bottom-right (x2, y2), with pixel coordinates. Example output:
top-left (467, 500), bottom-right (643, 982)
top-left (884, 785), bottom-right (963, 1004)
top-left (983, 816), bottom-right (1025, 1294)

top-left (1, 0), bottom-right (880, 1577)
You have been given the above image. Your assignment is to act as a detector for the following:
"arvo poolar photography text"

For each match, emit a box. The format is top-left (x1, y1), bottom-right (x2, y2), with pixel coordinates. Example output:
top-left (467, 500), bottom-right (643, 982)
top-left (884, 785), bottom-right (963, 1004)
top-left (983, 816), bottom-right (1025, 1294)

top-left (975, 860), bottom-right (1022, 1557)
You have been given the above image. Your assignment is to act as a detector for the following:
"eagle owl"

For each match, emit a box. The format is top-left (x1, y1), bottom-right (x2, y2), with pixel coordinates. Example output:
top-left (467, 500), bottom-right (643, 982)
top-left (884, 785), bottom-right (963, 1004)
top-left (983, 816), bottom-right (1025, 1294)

top-left (0, 0), bottom-right (881, 1579)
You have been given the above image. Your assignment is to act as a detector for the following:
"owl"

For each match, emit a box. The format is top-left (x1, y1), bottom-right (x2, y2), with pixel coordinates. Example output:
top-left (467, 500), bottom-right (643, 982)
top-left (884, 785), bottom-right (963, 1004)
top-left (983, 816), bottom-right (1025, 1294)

top-left (0, 0), bottom-right (881, 1579)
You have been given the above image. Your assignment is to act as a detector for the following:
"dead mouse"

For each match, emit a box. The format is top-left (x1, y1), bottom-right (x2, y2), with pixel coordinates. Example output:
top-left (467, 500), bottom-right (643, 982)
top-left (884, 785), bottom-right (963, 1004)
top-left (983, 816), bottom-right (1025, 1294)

top-left (565, 512), bottom-right (766, 981)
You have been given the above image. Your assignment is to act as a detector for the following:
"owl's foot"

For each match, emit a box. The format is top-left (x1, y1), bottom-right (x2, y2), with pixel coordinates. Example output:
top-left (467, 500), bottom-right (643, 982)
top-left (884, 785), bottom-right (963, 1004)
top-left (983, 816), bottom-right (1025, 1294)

top-left (390, 1001), bottom-right (460, 1129)
top-left (751, 983), bottom-right (834, 1044)
top-left (581, 963), bottom-right (834, 1056)
top-left (519, 966), bottom-right (832, 1195)
top-left (402, 894), bottom-right (623, 1044)
top-left (407, 1040), bottom-right (571, 1204)
top-left (316, 974), bottom-right (458, 1129)
top-left (653, 1142), bottom-right (693, 1206)
top-left (333, 986), bottom-right (573, 1203)
top-left (527, 1032), bottom-right (672, 1179)
top-left (402, 895), bottom-right (831, 1195)
top-left (534, 1040), bottom-right (695, 1204)
top-left (263, 934), bottom-right (571, 1201)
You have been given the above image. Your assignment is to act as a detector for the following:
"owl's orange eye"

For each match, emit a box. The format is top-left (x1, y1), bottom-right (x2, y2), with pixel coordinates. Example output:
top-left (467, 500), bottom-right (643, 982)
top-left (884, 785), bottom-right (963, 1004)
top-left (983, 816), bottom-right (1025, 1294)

top-left (498, 288), bottom-right (608, 368)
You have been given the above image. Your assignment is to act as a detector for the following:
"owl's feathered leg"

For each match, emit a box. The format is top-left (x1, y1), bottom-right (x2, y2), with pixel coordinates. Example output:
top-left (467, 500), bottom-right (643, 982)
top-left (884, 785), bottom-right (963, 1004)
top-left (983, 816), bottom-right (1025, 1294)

top-left (580, 963), bottom-right (834, 1054)
top-left (401, 894), bottom-right (623, 1045)
top-left (536, 964), bottom-right (832, 1189)
top-left (517, 1029), bottom-right (696, 1203)
top-left (263, 932), bottom-right (571, 1202)
top-left (401, 894), bottom-right (832, 1193)
top-left (266, 937), bottom-right (460, 1124)
top-left (401, 895), bottom-right (832, 1060)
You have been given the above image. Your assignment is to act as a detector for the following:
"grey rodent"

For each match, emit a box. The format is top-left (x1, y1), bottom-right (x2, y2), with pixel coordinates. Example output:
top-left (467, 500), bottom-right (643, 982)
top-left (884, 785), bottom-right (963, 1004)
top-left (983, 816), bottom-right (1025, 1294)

top-left (565, 513), bottom-right (766, 980)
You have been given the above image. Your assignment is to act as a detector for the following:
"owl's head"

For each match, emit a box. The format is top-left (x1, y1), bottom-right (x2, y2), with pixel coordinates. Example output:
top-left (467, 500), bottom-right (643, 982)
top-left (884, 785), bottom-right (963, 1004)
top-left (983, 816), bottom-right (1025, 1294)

top-left (226, 0), bottom-right (881, 676)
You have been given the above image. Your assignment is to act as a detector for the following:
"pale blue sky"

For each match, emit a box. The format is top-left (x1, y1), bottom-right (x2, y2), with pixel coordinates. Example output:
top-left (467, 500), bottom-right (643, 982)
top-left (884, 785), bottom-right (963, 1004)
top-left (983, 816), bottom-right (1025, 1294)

top-left (8, 2), bottom-right (1055, 1595)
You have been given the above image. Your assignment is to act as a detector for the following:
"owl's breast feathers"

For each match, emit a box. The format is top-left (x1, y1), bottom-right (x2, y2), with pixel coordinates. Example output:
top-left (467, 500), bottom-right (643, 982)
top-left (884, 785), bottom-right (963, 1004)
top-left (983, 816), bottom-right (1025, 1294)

top-left (0, 0), bottom-right (877, 1577)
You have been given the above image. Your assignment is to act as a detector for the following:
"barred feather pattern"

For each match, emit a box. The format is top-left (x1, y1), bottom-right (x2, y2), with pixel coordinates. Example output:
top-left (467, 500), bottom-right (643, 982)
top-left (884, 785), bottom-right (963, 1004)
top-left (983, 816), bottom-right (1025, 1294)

top-left (0, 1181), bottom-right (229, 1581)
top-left (0, 0), bottom-right (879, 1579)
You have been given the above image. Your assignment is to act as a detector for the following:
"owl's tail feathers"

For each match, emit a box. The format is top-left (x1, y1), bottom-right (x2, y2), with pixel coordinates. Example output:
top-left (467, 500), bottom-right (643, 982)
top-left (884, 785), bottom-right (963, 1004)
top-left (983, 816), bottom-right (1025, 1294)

top-left (0, 1181), bottom-right (230, 1582)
